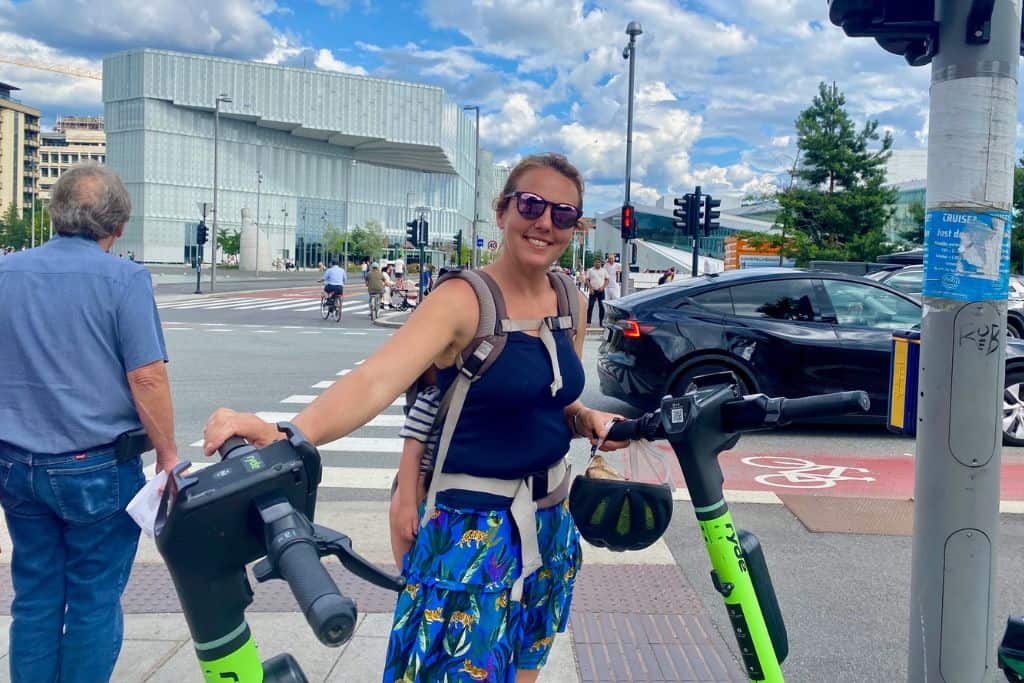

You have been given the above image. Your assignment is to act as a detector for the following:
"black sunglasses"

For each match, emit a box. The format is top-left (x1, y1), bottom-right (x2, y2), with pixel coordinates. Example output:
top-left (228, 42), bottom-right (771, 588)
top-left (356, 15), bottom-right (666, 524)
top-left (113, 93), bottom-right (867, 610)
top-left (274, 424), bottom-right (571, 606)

top-left (505, 191), bottom-right (582, 230)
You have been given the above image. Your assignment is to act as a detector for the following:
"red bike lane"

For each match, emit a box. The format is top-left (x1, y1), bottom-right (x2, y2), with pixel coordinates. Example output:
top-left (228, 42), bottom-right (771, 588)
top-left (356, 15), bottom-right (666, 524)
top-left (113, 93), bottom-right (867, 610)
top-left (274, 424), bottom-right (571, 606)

top-left (623, 444), bottom-right (1024, 501)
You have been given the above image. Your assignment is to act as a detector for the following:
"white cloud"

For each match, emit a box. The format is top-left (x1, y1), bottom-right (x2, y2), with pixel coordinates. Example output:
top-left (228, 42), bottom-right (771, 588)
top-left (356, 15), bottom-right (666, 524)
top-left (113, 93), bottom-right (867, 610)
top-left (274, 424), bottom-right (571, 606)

top-left (0, 0), bottom-right (279, 60)
top-left (771, 136), bottom-right (791, 147)
top-left (313, 49), bottom-right (367, 75)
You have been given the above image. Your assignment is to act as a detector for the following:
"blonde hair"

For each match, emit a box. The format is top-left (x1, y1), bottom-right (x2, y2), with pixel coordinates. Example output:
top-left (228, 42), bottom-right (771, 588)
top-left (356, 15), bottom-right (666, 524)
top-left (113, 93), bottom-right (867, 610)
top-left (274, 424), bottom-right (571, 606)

top-left (493, 153), bottom-right (584, 218)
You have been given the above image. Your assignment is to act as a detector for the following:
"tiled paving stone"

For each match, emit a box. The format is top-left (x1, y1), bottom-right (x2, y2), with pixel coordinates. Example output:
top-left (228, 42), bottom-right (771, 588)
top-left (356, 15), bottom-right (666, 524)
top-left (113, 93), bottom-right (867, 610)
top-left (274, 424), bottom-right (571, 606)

top-left (779, 495), bottom-right (915, 535)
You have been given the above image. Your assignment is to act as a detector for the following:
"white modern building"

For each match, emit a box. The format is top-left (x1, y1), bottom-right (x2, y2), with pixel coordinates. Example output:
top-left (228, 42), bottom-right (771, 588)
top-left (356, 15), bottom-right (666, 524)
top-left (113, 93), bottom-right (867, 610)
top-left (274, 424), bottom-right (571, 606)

top-left (38, 116), bottom-right (106, 202)
top-left (102, 49), bottom-right (505, 264)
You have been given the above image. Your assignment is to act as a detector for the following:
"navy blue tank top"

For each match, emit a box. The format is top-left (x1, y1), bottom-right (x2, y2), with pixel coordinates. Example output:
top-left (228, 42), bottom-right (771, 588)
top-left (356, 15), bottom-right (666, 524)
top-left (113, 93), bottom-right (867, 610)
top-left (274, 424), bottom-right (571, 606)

top-left (434, 328), bottom-right (584, 506)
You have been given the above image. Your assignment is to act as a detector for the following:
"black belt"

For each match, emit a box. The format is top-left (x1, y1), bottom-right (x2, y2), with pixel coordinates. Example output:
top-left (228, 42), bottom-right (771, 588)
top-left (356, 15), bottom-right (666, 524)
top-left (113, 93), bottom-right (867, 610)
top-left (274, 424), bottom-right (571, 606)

top-left (112, 428), bottom-right (154, 462)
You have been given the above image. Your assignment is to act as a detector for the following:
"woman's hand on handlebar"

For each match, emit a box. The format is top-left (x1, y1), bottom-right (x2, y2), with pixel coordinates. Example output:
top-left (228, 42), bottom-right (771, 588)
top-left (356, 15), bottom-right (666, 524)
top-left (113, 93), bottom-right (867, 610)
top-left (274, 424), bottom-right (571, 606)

top-left (575, 406), bottom-right (629, 451)
top-left (203, 408), bottom-right (283, 456)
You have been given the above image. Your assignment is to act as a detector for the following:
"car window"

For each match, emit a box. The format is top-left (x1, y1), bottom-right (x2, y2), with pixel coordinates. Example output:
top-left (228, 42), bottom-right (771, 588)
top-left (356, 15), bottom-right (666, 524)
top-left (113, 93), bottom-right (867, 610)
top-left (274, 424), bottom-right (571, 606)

top-left (690, 287), bottom-right (733, 314)
top-left (821, 279), bottom-right (920, 329)
top-left (885, 270), bottom-right (923, 294)
top-left (729, 280), bottom-right (818, 321)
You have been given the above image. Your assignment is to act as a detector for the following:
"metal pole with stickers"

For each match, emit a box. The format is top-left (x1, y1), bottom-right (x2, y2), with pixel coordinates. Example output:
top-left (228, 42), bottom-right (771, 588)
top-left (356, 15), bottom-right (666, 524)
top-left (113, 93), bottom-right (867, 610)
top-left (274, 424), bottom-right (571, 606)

top-left (829, 1), bottom-right (1021, 680)
top-left (831, 2), bottom-right (1024, 679)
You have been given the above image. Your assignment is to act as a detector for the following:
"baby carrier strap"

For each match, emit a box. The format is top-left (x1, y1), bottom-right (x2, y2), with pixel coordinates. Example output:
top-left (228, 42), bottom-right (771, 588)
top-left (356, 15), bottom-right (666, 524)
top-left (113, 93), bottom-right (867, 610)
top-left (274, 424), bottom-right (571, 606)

top-left (419, 267), bottom-right (580, 601)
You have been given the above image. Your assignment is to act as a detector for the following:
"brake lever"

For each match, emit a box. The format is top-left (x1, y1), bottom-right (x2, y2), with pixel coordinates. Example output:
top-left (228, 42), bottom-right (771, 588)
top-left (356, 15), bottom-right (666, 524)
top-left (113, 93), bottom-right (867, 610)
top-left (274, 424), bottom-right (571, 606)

top-left (313, 524), bottom-right (406, 593)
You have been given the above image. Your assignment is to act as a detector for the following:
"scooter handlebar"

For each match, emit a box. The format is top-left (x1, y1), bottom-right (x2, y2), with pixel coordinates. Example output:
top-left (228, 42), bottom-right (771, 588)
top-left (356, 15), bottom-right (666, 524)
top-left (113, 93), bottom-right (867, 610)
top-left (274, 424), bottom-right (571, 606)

top-left (276, 538), bottom-right (358, 647)
top-left (724, 391), bottom-right (871, 432)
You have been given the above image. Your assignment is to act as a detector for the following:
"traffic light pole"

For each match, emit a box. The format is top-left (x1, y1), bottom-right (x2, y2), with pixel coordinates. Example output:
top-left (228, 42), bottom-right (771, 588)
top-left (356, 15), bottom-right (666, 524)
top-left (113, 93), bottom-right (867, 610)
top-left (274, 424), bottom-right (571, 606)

top-left (908, 1), bottom-right (1019, 679)
top-left (690, 186), bottom-right (702, 277)
top-left (620, 22), bottom-right (642, 297)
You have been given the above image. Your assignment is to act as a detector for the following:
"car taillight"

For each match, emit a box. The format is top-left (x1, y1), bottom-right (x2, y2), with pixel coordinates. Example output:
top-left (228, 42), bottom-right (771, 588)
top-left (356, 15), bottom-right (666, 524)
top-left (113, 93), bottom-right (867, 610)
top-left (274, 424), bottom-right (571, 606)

top-left (617, 320), bottom-right (653, 338)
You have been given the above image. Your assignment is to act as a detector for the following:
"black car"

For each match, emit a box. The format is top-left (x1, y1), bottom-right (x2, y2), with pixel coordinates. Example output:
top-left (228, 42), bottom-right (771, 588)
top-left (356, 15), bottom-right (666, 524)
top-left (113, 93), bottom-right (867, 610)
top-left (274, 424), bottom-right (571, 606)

top-left (867, 265), bottom-right (1024, 336)
top-left (598, 268), bottom-right (1024, 445)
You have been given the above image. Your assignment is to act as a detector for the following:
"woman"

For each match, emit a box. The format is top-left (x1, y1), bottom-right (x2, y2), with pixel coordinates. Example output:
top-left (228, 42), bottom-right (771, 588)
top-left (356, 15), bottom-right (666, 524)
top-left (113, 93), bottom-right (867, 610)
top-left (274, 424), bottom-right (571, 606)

top-left (203, 153), bottom-right (624, 682)
top-left (382, 263), bottom-right (395, 308)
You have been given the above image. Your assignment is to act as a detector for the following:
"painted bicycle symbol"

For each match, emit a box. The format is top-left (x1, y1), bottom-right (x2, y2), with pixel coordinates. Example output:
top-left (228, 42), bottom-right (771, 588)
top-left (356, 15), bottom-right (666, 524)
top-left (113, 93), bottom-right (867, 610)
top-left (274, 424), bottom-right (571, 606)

top-left (741, 456), bottom-right (875, 489)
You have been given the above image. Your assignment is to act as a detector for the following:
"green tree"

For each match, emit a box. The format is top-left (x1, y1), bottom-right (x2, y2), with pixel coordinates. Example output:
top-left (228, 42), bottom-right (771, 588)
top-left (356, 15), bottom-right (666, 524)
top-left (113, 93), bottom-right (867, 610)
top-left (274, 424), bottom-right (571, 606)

top-left (776, 82), bottom-right (897, 265)
top-left (217, 227), bottom-right (241, 256)
top-left (345, 219), bottom-right (387, 263)
top-left (0, 204), bottom-right (32, 249)
top-left (1012, 160), bottom-right (1024, 273)
top-left (898, 201), bottom-right (925, 247)
top-left (322, 225), bottom-right (347, 255)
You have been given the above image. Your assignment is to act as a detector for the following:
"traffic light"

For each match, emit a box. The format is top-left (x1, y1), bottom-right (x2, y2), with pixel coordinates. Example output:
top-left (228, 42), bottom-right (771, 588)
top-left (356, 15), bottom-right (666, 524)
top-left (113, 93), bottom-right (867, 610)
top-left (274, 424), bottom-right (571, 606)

top-left (419, 219), bottom-right (429, 245)
top-left (453, 230), bottom-right (462, 252)
top-left (620, 204), bottom-right (635, 240)
top-left (672, 195), bottom-right (689, 232)
top-left (406, 219), bottom-right (419, 247)
top-left (703, 195), bottom-right (721, 236)
top-left (827, 0), bottom-right (939, 66)
top-left (691, 186), bottom-right (703, 238)
top-left (196, 221), bottom-right (208, 245)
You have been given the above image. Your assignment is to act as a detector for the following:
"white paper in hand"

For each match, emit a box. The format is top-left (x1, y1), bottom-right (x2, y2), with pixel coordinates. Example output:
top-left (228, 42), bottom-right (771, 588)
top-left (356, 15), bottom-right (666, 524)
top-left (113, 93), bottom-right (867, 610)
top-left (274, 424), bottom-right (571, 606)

top-left (126, 470), bottom-right (168, 537)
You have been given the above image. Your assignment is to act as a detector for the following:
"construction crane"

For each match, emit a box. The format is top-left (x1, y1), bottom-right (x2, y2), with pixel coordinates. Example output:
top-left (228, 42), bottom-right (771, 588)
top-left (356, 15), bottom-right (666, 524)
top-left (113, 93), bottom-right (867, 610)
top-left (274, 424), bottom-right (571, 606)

top-left (0, 56), bottom-right (101, 81)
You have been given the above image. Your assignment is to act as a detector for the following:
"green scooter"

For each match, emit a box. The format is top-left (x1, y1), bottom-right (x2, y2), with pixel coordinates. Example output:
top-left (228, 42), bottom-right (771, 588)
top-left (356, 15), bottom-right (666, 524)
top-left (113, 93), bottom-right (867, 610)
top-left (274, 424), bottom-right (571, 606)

top-left (604, 372), bottom-right (870, 682)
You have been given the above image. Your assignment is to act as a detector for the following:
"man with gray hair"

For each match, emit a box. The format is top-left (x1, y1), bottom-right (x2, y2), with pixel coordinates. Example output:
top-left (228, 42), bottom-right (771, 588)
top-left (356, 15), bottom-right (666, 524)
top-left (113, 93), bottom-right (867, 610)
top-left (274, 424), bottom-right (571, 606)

top-left (0, 163), bottom-right (178, 682)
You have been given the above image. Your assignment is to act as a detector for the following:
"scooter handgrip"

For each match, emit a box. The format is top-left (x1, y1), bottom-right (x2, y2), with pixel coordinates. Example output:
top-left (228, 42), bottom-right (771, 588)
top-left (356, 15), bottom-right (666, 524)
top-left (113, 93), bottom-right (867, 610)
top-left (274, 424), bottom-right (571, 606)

top-left (605, 418), bottom-right (642, 442)
top-left (778, 391), bottom-right (870, 423)
top-left (276, 540), bottom-right (357, 647)
top-left (219, 436), bottom-right (250, 458)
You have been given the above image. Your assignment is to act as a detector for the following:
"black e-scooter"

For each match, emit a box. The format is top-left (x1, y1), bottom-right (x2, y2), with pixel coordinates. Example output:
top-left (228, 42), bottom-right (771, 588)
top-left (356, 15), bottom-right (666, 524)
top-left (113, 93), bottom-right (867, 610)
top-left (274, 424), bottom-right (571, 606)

top-left (154, 422), bottom-right (405, 682)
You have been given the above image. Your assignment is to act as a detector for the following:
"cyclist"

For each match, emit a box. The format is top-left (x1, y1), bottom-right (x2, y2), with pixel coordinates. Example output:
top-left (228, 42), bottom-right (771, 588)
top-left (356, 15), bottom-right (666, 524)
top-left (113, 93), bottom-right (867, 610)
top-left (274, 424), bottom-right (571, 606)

top-left (366, 263), bottom-right (385, 318)
top-left (321, 260), bottom-right (346, 316)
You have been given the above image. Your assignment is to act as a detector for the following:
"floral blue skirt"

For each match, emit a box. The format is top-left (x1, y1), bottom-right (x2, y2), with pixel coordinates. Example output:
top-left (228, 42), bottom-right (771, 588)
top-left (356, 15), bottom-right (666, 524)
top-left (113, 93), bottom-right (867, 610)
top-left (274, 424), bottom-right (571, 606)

top-left (382, 497), bottom-right (582, 682)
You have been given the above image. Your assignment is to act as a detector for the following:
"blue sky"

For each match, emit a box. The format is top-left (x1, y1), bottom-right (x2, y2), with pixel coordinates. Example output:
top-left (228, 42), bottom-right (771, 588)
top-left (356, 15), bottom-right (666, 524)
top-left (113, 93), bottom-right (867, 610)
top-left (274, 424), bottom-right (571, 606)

top-left (0, 0), bottom-right (952, 214)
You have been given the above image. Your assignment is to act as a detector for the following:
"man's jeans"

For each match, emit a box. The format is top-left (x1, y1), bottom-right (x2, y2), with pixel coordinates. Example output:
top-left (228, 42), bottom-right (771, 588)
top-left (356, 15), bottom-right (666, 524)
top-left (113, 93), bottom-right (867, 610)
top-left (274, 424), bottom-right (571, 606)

top-left (0, 443), bottom-right (145, 683)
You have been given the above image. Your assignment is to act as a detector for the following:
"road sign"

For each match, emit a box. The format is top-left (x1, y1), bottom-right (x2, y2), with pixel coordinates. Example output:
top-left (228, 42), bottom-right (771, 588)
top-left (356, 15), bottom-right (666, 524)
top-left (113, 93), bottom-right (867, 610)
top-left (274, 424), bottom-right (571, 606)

top-left (476, 237), bottom-right (484, 248)
top-left (487, 239), bottom-right (498, 251)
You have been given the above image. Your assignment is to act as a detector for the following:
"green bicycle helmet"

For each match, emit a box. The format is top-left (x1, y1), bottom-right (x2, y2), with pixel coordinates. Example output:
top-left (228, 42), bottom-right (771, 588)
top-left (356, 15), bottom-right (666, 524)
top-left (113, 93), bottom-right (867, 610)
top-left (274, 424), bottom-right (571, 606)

top-left (568, 469), bottom-right (673, 552)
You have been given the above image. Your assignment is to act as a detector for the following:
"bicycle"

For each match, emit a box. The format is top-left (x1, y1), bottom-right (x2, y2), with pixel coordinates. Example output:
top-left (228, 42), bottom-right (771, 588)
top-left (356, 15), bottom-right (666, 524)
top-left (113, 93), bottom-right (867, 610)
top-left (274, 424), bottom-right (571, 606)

top-left (320, 292), bottom-right (342, 322)
top-left (368, 291), bottom-right (382, 321)
top-left (741, 455), bottom-right (875, 489)
top-left (155, 422), bottom-right (404, 682)
top-left (603, 372), bottom-right (870, 682)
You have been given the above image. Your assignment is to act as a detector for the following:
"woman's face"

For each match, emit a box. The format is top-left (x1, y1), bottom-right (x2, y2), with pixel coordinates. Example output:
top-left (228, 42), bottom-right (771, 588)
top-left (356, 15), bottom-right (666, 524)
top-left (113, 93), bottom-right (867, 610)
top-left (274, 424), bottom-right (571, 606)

top-left (496, 167), bottom-right (580, 270)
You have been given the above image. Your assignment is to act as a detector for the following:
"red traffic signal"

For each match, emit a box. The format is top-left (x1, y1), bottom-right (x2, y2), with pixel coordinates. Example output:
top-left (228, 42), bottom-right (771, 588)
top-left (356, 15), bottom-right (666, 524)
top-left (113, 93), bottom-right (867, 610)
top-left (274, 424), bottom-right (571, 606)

top-left (621, 204), bottom-right (636, 240)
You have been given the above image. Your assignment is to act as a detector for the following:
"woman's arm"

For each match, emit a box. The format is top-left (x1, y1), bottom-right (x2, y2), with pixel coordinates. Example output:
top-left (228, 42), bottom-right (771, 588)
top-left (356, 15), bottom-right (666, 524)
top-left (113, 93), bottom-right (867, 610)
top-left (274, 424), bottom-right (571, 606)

top-left (204, 279), bottom-right (479, 452)
top-left (562, 290), bottom-right (626, 449)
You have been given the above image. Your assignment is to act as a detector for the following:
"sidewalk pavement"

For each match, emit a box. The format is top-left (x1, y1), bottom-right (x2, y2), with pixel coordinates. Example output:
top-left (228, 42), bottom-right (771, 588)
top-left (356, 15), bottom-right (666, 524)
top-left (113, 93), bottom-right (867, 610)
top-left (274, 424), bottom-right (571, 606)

top-left (0, 500), bottom-right (747, 683)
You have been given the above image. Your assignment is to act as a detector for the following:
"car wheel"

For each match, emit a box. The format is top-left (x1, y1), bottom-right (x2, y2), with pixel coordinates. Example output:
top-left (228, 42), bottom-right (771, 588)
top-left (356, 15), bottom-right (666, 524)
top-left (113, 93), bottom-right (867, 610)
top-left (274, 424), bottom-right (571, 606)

top-left (669, 362), bottom-right (751, 398)
top-left (1007, 317), bottom-right (1023, 339)
top-left (1004, 370), bottom-right (1024, 446)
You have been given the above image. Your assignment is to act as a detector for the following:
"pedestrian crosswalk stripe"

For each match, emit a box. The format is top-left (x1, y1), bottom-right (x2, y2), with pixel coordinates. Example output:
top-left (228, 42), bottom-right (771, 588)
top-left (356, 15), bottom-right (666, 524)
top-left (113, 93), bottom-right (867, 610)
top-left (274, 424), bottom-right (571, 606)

top-left (312, 380), bottom-right (334, 388)
top-left (189, 436), bottom-right (403, 452)
top-left (336, 369), bottom-right (352, 376)
top-left (254, 411), bottom-right (404, 427)
top-left (159, 297), bottom-right (264, 309)
top-left (281, 394), bottom-right (405, 406)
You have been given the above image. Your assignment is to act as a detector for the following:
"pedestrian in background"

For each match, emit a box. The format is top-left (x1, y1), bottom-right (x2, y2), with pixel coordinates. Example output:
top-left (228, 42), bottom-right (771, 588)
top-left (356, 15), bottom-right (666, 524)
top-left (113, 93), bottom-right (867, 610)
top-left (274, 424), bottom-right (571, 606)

top-left (657, 267), bottom-right (676, 285)
top-left (603, 253), bottom-right (621, 301)
top-left (586, 257), bottom-right (608, 326)
top-left (0, 163), bottom-right (178, 683)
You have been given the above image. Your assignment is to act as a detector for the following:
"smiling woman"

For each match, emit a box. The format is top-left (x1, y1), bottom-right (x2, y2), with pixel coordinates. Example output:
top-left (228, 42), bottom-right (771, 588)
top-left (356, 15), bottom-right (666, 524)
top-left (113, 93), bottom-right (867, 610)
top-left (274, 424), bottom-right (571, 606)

top-left (202, 152), bottom-right (627, 683)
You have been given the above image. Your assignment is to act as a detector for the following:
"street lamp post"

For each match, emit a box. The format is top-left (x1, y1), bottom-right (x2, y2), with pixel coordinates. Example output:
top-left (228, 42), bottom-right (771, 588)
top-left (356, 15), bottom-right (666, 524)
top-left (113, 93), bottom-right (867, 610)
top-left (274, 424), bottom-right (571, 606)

top-left (211, 93), bottom-right (232, 292)
top-left (620, 21), bottom-right (642, 297)
top-left (281, 208), bottom-right (288, 266)
top-left (345, 160), bottom-right (356, 269)
top-left (463, 105), bottom-right (480, 269)
top-left (255, 168), bottom-right (263, 277)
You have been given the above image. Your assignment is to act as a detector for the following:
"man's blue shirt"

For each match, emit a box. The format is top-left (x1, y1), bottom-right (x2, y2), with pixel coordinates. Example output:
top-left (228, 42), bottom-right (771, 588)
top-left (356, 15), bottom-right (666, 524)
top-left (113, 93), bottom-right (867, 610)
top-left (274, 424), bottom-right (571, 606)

top-left (323, 266), bottom-right (347, 286)
top-left (0, 235), bottom-right (168, 453)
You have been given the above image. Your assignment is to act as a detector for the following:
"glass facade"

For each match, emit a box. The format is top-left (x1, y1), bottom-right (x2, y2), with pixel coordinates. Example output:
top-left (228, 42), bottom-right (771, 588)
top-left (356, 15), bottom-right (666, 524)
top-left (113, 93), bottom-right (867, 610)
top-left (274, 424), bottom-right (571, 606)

top-left (103, 49), bottom-right (502, 263)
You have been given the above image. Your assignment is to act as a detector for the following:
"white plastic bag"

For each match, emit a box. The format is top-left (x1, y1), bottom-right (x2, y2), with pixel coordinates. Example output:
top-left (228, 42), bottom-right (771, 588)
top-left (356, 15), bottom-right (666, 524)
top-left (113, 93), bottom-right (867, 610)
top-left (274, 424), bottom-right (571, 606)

top-left (126, 470), bottom-right (168, 537)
